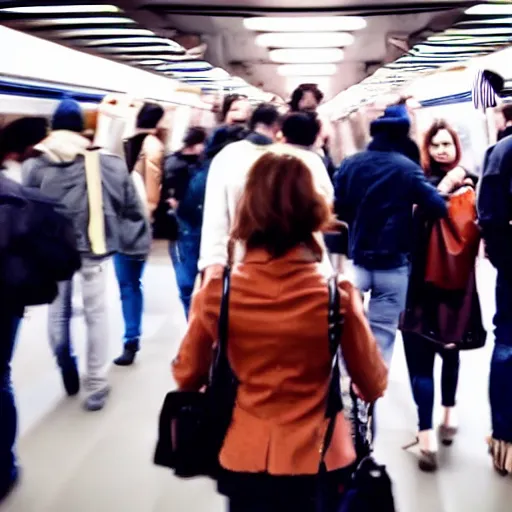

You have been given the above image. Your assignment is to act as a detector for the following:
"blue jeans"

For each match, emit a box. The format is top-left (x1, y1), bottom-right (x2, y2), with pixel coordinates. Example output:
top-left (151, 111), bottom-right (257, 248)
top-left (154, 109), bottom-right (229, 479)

top-left (169, 238), bottom-right (199, 319)
top-left (114, 254), bottom-right (146, 347)
top-left (0, 311), bottom-right (21, 495)
top-left (403, 332), bottom-right (459, 431)
top-left (490, 272), bottom-right (512, 443)
top-left (354, 265), bottom-right (409, 366)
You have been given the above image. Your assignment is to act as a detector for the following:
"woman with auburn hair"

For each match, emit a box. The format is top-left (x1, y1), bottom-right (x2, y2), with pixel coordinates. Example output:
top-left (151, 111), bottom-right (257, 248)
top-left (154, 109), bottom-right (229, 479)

top-left (401, 118), bottom-right (483, 472)
top-left (172, 151), bottom-right (387, 511)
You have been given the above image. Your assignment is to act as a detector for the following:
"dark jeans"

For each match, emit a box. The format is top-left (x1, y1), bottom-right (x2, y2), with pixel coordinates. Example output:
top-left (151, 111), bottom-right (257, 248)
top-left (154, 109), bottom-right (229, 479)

top-left (169, 238), bottom-right (199, 319)
top-left (114, 254), bottom-right (146, 346)
top-left (403, 332), bottom-right (460, 431)
top-left (0, 311), bottom-right (22, 495)
top-left (490, 271), bottom-right (512, 442)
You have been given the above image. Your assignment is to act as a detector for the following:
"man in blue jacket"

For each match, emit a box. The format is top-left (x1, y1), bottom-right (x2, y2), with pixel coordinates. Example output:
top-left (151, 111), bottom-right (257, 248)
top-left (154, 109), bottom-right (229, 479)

top-left (334, 104), bottom-right (447, 367)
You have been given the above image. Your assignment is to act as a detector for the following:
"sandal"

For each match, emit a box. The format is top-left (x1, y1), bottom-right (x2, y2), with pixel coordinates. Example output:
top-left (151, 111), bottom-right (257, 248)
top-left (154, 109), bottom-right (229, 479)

top-left (419, 450), bottom-right (438, 472)
top-left (439, 425), bottom-right (458, 446)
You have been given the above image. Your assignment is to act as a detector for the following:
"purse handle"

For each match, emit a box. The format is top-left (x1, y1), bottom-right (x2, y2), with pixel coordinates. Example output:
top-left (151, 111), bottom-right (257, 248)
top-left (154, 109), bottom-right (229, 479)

top-left (321, 276), bottom-right (345, 460)
top-left (210, 266), bottom-right (232, 383)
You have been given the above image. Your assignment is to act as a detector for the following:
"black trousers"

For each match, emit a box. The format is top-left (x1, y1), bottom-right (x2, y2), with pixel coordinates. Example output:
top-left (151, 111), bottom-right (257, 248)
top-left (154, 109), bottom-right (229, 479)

top-left (403, 332), bottom-right (460, 431)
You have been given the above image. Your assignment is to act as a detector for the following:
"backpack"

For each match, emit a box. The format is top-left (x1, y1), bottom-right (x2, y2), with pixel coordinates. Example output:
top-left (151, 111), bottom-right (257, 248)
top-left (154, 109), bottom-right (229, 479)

top-left (0, 180), bottom-right (81, 307)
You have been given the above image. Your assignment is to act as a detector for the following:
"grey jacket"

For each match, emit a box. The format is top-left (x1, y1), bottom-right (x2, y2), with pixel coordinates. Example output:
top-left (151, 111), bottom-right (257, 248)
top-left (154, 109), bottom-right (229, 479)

top-left (22, 131), bottom-right (151, 258)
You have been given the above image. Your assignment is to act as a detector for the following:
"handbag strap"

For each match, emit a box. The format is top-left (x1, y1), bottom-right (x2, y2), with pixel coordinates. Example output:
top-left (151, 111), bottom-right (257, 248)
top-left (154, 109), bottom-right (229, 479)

top-left (217, 266), bottom-right (231, 359)
top-left (321, 276), bottom-right (344, 460)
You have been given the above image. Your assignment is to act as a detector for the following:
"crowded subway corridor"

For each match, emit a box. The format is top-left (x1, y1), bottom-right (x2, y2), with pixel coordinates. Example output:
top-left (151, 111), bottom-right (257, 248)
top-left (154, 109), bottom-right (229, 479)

top-left (1, 2), bottom-right (512, 511)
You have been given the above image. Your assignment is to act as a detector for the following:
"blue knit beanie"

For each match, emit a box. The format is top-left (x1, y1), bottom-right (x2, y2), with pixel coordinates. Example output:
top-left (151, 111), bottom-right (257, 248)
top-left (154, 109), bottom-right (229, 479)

top-left (52, 98), bottom-right (84, 133)
top-left (370, 104), bottom-right (410, 135)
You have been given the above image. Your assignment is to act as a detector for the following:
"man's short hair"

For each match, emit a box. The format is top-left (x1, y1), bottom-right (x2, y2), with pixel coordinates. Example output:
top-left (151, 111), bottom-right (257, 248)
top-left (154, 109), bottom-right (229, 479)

top-left (249, 103), bottom-right (281, 131)
top-left (281, 112), bottom-right (321, 147)
top-left (183, 126), bottom-right (207, 148)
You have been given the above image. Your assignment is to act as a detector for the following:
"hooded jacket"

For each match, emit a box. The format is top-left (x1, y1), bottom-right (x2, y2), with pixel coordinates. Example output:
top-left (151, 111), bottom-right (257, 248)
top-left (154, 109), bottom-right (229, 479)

top-left (334, 121), bottom-right (447, 270)
top-left (22, 130), bottom-right (150, 258)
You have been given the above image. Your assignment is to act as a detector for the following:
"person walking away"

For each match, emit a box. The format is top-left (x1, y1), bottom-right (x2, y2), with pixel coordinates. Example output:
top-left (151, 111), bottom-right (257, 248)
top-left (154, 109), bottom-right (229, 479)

top-left (478, 103), bottom-right (512, 475)
top-left (401, 119), bottom-right (484, 471)
top-left (334, 104), bottom-right (447, 367)
top-left (172, 152), bottom-right (388, 511)
top-left (199, 103), bottom-right (281, 278)
top-left (0, 117), bottom-right (79, 502)
top-left (113, 103), bottom-right (165, 365)
top-left (163, 126), bottom-right (207, 318)
top-left (289, 83), bottom-right (336, 178)
top-left (23, 98), bottom-right (149, 410)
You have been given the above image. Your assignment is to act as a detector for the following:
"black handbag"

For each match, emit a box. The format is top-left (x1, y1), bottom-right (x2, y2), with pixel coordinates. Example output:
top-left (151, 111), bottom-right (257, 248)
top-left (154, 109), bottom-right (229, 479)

top-left (153, 267), bottom-right (237, 478)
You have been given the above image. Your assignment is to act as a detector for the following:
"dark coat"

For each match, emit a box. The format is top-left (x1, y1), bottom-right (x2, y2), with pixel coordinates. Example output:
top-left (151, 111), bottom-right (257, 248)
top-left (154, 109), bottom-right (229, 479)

top-left (478, 126), bottom-right (512, 275)
top-left (400, 174), bottom-right (486, 348)
top-left (334, 134), bottom-right (447, 270)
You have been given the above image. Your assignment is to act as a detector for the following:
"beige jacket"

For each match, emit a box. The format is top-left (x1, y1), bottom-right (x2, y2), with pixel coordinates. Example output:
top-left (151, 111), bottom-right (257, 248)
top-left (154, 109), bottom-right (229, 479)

top-left (133, 131), bottom-right (165, 217)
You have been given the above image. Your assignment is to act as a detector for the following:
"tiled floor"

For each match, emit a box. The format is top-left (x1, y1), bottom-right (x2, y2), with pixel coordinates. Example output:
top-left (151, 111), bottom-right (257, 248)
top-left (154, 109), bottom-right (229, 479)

top-left (2, 250), bottom-right (511, 512)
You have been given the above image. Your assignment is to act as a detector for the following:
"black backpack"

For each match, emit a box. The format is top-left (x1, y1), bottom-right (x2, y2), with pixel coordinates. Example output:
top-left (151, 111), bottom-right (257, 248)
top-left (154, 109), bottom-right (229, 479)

top-left (0, 180), bottom-right (81, 306)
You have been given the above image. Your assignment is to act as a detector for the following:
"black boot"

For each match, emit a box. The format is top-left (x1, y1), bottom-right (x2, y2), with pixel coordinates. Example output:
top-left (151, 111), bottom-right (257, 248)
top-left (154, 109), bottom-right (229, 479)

top-left (113, 340), bottom-right (139, 366)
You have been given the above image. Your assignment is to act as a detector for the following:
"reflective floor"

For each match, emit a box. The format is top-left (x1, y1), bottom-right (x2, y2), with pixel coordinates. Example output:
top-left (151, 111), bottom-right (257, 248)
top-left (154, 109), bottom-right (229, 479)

top-left (2, 245), bottom-right (511, 512)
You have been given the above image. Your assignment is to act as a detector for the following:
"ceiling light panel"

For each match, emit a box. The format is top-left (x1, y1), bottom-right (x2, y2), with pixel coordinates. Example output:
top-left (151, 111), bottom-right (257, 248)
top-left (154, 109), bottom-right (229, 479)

top-left (55, 28), bottom-right (155, 38)
top-left (465, 3), bottom-right (512, 16)
top-left (278, 64), bottom-right (337, 76)
top-left (244, 16), bottom-right (366, 32)
top-left (0, 5), bottom-right (121, 15)
top-left (255, 32), bottom-right (354, 48)
top-left (82, 37), bottom-right (178, 46)
top-left (22, 17), bottom-right (135, 27)
top-left (269, 48), bottom-right (344, 63)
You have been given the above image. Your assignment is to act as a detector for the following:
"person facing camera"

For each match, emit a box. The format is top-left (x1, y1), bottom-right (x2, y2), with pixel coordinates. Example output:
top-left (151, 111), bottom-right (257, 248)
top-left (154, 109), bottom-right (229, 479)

top-left (172, 151), bottom-right (387, 512)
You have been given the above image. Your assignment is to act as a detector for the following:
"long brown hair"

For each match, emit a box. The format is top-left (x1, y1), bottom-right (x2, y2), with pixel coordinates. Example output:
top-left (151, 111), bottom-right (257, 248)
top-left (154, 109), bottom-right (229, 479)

top-left (232, 151), bottom-right (331, 259)
top-left (420, 119), bottom-right (462, 175)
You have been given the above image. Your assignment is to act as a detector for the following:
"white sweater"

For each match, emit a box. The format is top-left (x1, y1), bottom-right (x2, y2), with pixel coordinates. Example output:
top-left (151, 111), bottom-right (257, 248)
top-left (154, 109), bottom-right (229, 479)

top-left (198, 140), bottom-right (334, 274)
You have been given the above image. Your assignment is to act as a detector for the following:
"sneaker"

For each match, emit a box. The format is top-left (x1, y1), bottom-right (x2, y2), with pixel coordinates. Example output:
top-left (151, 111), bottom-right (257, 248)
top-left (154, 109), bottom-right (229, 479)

top-left (83, 386), bottom-right (111, 412)
top-left (61, 362), bottom-right (80, 397)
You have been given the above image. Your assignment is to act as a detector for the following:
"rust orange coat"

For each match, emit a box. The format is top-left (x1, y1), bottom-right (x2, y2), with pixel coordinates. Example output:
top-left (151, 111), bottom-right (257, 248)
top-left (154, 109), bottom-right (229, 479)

top-left (172, 247), bottom-right (388, 476)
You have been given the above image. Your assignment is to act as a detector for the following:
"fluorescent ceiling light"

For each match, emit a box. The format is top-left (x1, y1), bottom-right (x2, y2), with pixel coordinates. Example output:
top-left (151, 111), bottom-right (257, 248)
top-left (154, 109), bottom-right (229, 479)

top-left (138, 59), bottom-right (168, 65)
top-left (278, 64), bottom-right (337, 76)
top-left (56, 28), bottom-right (154, 38)
top-left (244, 16), bottom-right (366, 32)
top-left (156, 61), bottom-right (213, 72)
top-left (99, 45), bottom-right (182, 53)
top-left (255, 32), bottom-right (354, 48)
top-left (82, 37), bottom-right (179, 47)
top-left (269, 48), bottom-right (344, 63)
top-left (0, 5), bottom-right (121, 14)
top-left (465, 4), bottom-right (512, 16)
top-left (25, 17), bottom-right (135, 26)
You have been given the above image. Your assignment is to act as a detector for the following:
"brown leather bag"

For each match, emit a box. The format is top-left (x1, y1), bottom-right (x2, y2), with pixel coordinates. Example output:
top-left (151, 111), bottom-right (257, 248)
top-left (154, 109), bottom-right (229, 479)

top-left (425, 187), bottom-right (480, 291)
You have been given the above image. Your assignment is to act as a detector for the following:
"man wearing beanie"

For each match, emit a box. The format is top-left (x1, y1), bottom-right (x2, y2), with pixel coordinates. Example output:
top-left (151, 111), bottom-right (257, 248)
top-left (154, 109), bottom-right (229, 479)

top-left (23, 97), bottom-right (150, 411)
top-left (334, 103), bottom-right (447, 369)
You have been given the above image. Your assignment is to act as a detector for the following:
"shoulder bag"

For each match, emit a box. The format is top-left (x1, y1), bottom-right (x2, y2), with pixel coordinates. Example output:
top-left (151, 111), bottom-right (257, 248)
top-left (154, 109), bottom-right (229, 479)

top-left (323, 277), bottom-right (396, 512)
top-left (153, 266), bottom-right (237, 478)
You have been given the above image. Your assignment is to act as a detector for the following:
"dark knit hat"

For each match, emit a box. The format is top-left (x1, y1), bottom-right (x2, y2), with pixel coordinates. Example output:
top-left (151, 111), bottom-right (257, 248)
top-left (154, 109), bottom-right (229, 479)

top-left (370, 104), bottom-right (410, 136)
top-left (52, 98), bottom-right (84, 133)
top-left (136, 102), bottom-right (165, 129)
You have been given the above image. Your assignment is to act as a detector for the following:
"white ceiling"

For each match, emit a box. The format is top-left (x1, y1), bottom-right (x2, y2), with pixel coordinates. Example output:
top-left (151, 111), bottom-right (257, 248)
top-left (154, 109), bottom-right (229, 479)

top-left (118, 0), bottom-right (477, 100)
